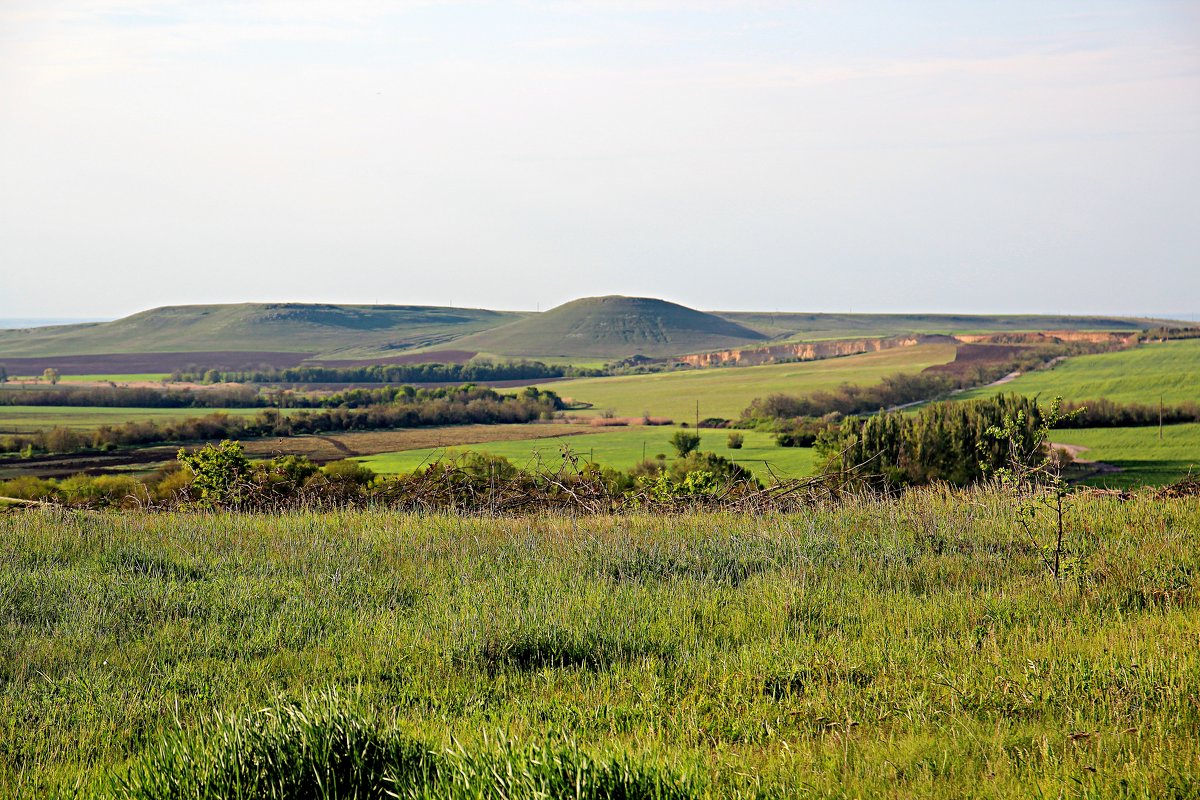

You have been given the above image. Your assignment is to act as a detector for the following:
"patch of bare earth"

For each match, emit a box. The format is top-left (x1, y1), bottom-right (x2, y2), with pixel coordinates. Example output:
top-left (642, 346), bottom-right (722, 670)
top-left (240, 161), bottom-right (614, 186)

top-left (1050, 441), bottom-right (1123, 481)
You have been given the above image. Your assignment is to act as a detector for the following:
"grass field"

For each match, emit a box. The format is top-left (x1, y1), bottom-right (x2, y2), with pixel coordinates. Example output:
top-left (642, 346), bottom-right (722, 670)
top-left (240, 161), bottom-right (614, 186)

top-left (1054, 423), bottom-right (1200, 488)
top-left (532, 342), bottom-right (959, 420)
top-left (0, 406), bottom-right (270, 433)
top-left (357, 425), bottom-right (821, 481)
top-left (958, 340), bottom-right (1200, 406)
top-left (2, 492), bottom-right (1198, 796)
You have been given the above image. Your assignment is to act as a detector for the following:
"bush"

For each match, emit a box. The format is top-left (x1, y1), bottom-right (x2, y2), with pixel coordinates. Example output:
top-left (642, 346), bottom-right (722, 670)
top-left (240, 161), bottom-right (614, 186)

top-left (177, 440), bottom-right (252, 508)
top-left (669, 430), bottom-right (701, 458)
top-left (726, 433), bottom-right (744, 449)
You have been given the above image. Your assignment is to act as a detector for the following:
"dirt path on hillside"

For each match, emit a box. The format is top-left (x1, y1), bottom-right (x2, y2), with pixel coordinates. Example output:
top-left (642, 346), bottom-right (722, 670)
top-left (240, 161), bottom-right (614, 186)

top-left (1049, 441), bottom-right (1123, 481)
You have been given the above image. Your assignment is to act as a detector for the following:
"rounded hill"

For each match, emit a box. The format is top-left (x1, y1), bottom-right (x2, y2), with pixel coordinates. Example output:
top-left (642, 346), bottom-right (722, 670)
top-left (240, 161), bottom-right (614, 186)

top-left (457, 296), bottom-right (768, 358)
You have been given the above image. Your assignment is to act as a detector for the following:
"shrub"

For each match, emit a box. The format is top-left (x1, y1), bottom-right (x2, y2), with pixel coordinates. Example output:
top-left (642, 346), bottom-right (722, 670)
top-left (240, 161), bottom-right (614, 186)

top-left (177, 440), bottom-right (252, 508)
top-left (726, 433), bottom-right (744, 449)
top-left (669, 430), bottom-right (701, 458)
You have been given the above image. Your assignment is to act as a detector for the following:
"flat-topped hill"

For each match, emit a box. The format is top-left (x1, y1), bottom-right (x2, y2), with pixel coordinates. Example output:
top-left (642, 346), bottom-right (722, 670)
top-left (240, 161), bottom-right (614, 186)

top-left (457, 296), bottom-right (768, 358)
top-left (0, 303), bottom-right (523, 360)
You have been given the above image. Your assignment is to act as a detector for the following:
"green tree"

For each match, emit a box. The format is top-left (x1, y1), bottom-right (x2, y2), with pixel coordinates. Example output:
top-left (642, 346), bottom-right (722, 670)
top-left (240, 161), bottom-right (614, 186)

top-left (42, 367), bottom-right (60, 385)
top-left (177, 440), bottom-right (252, 508)
top-left (669, 430), bottom-right (701, 458)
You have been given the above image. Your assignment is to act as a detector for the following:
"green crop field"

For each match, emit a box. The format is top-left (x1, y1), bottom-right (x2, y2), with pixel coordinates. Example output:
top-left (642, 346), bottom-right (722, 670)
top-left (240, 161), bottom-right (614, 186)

top-left (0, 406), bottom-right (269, 433)
top-left (1053, 422), bottom-right (1200, 488)
top-left (532, 342), bottom-right (960, 420)
top-left (2, 493), bottom-right (1198, 796)
top-left (357, 425), bottom-right (821, 481)
top-left (958, 340), bottom-right (1200, 405)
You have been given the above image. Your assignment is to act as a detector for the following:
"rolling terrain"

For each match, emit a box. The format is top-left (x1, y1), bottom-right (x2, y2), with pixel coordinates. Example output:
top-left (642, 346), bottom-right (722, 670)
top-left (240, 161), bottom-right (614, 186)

top-left (0, 296), bottom-right (1178, 373)
top-left (956, 339), bottom-right (1200, 405)
top-left (529, 341), bottom-right (961, 420)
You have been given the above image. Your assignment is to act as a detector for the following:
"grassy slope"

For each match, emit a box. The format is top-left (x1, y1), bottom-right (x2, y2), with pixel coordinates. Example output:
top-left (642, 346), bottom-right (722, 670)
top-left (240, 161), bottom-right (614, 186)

top-left (0, 303), bottom-right (524, 359)
top-left (1054, 423), bottom-right (1200, 488)
top-left (357, 425), bottom-right (821, 481)
top-left (717, 311), bottom-right (1175, 341)
top-left (453, 296), bottom-right (767, 359)
top-left (534, 342), bottom-right (960, 420)
top-left (2, 495), bottom-right (1198, 796)
top-left (958, 340), bottom-right (1200, 405)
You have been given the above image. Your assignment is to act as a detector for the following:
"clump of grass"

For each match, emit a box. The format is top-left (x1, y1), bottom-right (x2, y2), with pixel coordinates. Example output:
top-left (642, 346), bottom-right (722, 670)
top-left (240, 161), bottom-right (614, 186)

top-left (102, 543), bottom-right (206, 582)
top-left (593, 533), bottom-right (786, 587)
top-left (111, 691), bottom-right (697, 800)
top-left (469, 624), bottom-right (675, 674)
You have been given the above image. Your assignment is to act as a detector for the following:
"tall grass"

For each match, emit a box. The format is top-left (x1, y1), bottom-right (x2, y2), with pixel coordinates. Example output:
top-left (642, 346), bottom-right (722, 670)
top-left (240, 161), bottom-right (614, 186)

top-left (1, 490), bottom-right (1198, 797)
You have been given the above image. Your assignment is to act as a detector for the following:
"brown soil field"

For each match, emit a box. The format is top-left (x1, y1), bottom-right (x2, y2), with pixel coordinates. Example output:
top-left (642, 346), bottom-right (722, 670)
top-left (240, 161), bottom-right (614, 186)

top-left (923, 344), bottom-right (1035, 376)
top-left (237, 423), bottom-right (596, 462)
top-left (0, 352), bottom-right (314, 374)
top-left (313, 349), bottom-right (478, 366)
top-left (0, 349), bottom-right (484, 376)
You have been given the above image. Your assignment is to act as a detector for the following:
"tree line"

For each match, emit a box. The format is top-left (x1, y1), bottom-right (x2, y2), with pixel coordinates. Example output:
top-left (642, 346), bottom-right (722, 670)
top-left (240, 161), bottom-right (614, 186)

top-left (171, 361), bottom-right (604, 384)
top-left (814, 394), bottom-right (1045, 490)
top-left (0, 386), bottom-right (563, 456)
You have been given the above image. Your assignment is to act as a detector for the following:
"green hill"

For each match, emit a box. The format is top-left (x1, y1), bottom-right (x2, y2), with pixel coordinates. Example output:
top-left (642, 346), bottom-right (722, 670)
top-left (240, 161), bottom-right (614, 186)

top-left (715, 312), bottom-right (1176, 341)
top-left (457, 296), bottom-right (768, 358)
top-left (0, 303), bottom-right (524, 359)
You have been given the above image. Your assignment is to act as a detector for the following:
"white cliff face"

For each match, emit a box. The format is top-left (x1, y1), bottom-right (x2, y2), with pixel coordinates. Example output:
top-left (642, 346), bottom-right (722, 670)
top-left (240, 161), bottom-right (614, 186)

top-left (678, 335), bottom-right (931, 367)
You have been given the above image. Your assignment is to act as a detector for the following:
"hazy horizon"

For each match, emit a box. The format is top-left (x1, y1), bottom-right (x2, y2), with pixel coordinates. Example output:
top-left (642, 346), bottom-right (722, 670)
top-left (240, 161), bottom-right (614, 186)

top-left (3, 1), bottom-right (1197, 318)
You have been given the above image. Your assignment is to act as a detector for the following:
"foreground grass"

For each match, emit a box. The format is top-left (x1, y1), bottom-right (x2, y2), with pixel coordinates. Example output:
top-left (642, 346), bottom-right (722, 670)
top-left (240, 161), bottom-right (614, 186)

top-left (1, 493), bottom-right (1198, 797)
top-left (357, 425), bottom-right (821, 481)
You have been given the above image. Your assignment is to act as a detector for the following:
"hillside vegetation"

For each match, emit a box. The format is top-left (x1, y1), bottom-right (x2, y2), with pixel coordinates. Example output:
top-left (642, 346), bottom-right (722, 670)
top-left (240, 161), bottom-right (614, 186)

top-left (3, 493), bottom-right (1197, 797)
top-left (957, 339), bottom-right (1200, 405)
top-left (456, 296), bottom-right (767, 359)
top-left (533, 342), bottom-right (960, 419)
top-left (717, 311), bottom-right (1172, 341)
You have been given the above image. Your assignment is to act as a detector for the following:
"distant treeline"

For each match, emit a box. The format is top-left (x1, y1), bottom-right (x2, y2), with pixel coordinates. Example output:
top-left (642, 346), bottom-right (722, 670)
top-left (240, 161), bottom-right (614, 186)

top-left (742, 371), bottom-right (965, 422)
top-left (1143, 326), bottom-right (1200, 341)
top-left (0, 386), bottom-right (562, 456)
top-left (0, 386), bottom-right (265, 409)
top-left (173, 361), bottom-right (605, 384)
top-left (0, 382), bottom-right (573, 411)
top-left (816, 394), bottom-right (1045, 489)
top-left (1055, 399), bottom-right (1200, 429)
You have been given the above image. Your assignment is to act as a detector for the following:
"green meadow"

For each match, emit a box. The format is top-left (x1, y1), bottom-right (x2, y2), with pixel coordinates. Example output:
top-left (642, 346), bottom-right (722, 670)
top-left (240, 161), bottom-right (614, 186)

top-left (356, 425), bottom-right (822, 481)
top-left (958, 339), bottom-right (1200, 405)
top-left (532, 343), bottom-right (959, 420)
top-left (1054, 422), bottom-right (1200, 488)
top-left (2, 492), bottom-right (1198, 797)
top-left (0, 406), bottom-right (268, 434)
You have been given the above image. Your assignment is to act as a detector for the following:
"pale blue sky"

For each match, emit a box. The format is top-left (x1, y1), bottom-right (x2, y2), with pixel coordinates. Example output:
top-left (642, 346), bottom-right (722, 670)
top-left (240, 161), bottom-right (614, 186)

top-left (1, 1), bottom-right (1197, 318)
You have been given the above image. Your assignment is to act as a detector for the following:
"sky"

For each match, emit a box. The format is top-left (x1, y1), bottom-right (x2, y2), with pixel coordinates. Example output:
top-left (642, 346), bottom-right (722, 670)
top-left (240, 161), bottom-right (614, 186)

top-left (1, 1), bottom-right (1198, 319)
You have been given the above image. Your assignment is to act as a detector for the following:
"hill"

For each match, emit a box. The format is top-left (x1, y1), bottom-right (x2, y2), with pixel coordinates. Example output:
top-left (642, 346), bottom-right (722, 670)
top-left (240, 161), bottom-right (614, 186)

top-left (456, 295), bottom-right (767, 358)
top-left (0, 303), bottom-right (524, 361)
top-left (715, 311), bottom-right (1176, 341)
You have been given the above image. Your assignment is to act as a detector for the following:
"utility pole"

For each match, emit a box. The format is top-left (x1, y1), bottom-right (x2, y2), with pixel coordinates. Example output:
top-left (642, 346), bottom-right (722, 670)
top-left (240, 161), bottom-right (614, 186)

top-left (1159, 394), bottom-right (1164, 441)
top-left (695, 399), bottom-right (699, 431)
